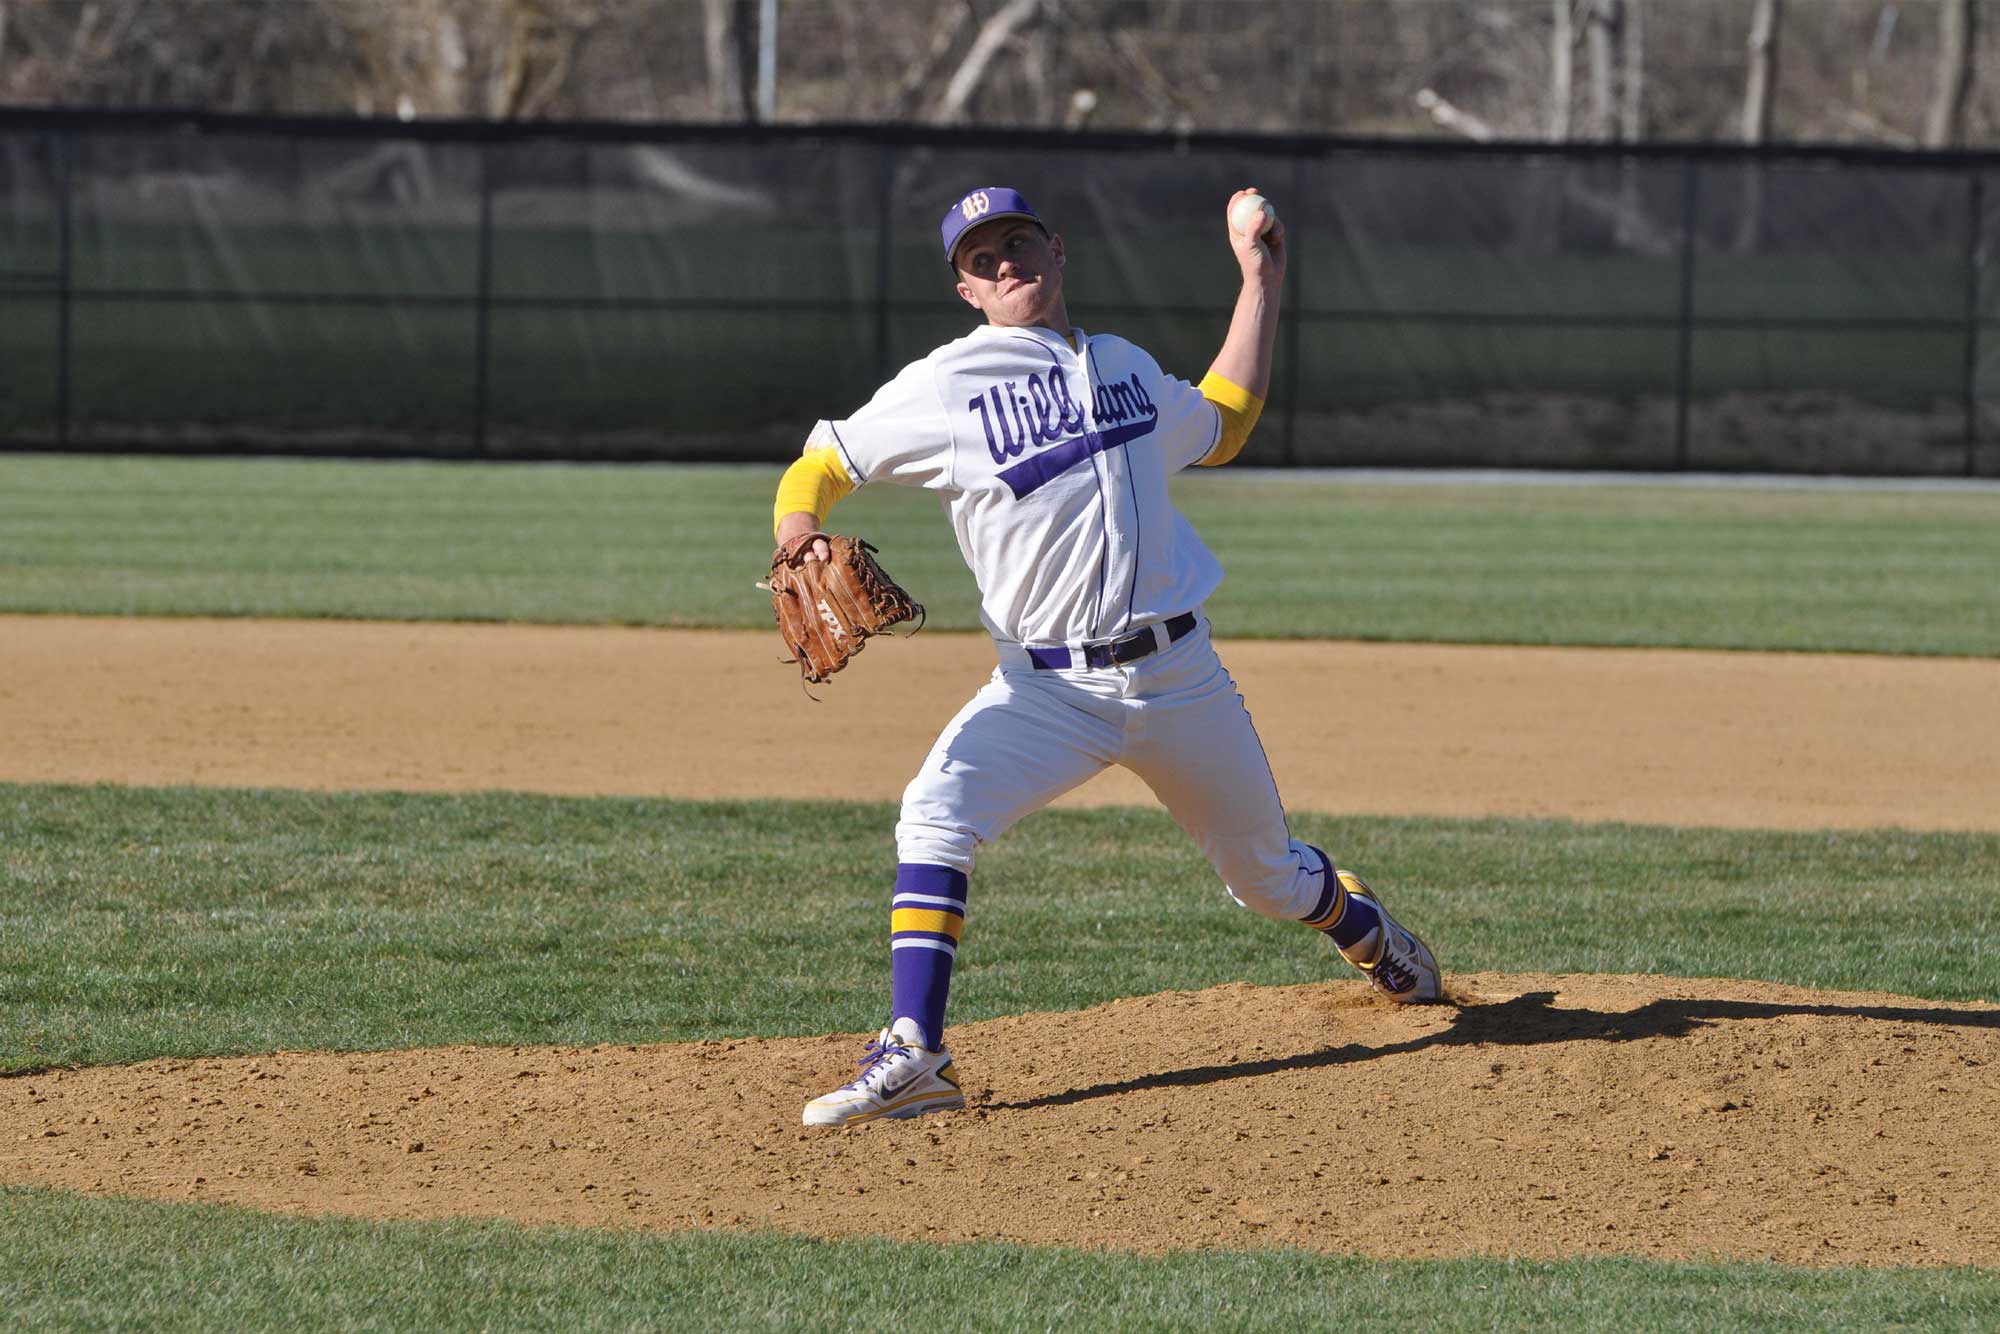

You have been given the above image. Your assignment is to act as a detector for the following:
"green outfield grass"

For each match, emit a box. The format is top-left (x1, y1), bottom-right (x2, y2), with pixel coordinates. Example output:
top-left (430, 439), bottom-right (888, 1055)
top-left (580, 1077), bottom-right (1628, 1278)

top-left (3, 783), bottom-right (1994, 1072)
top-left (3, 452), bottom-right (1998, 654)
top-left (5, 1187), bottom-right (1995, 1334)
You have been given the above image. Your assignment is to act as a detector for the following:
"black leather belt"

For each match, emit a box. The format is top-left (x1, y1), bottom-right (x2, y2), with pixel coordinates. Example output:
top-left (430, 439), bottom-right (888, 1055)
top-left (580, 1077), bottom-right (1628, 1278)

top-left (1026, 612), bottom-right (1198, 671)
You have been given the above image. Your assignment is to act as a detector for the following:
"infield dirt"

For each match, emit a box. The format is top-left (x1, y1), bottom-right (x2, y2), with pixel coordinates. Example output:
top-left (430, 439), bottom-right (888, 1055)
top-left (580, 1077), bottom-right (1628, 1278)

top-left (3, 615), bottom-right (1998, 1266)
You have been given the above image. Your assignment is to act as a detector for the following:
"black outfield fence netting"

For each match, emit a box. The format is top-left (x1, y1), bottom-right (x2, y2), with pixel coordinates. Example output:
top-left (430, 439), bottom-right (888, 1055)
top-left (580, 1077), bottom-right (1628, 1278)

top-left (3, 108), bottom-right (1998, 476)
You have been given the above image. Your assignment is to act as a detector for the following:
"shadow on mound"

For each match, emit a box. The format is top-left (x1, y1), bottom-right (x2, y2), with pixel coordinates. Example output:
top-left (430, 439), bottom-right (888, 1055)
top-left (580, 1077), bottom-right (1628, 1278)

top-left (989, 988), bottom-right (1999, 1112)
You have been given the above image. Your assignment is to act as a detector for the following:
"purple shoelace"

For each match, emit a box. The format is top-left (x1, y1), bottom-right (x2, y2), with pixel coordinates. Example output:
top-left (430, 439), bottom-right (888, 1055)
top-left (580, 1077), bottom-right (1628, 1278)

top-left (844, 1032), bottom-right (914, 1089)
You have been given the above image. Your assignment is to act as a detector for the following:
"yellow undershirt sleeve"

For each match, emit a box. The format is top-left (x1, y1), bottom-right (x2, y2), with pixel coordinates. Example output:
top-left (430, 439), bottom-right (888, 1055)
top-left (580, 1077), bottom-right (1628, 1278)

top-left (772, 446), bottom-right (856, 538)
top-left (1196, 371), bottom-right (1265, 467)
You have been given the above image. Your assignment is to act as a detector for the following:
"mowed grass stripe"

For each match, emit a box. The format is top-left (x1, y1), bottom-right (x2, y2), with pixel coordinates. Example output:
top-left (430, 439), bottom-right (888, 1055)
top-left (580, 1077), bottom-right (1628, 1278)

top-left (3, 784), bottom-right (1994, 1072)
top-left (3, 453), bottom-right (1998, 654)
top-left (3, 1187), bottom-right (1995, 1333)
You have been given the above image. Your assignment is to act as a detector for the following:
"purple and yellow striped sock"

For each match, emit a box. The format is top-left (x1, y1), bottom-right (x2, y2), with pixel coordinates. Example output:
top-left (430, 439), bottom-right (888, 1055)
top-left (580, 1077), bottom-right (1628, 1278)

top-left (889, 862), bottom-right (967, 1051)
top-left (1298, 845), bottom-right (1380, 954)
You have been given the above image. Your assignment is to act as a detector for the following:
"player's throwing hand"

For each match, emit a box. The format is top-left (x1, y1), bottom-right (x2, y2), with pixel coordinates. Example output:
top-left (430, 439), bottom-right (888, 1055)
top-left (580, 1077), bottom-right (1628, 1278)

top-left (1226, 186), bottom-right (1286, 287)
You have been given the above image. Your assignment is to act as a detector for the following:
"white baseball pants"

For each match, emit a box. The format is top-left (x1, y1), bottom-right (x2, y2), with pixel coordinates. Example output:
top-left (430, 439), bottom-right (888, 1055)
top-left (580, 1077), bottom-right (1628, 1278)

top-left (895, 617), bottom-right (1326, 920)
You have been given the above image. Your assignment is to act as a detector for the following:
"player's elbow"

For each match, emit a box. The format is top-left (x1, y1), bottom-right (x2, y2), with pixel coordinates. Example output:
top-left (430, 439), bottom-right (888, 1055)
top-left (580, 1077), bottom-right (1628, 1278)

top-left (1199, 429), bottom-right (1250, 467)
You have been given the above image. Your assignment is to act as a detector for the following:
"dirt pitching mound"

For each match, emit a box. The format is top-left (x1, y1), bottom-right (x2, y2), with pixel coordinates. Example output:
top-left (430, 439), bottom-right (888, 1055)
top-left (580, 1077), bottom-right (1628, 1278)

top-left (5, 972), bottom-right (1994, 1267)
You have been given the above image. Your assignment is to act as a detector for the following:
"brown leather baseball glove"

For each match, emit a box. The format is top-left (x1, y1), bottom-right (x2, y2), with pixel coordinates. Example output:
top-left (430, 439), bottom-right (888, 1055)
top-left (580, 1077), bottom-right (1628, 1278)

top-left (764, 532), bottom-right (923, 684)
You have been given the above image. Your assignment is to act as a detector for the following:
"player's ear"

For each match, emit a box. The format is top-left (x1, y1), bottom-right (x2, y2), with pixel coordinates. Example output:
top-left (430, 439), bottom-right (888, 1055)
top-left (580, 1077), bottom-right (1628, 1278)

top-left (954, 280), bottom-right (981, 310)
top-left (1049, 234), bottom-right (1064, 269)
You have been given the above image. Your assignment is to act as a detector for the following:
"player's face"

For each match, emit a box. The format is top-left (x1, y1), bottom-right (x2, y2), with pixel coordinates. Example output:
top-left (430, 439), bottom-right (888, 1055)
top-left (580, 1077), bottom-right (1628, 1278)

top-left (952, 220), bottom-right (1067, 330)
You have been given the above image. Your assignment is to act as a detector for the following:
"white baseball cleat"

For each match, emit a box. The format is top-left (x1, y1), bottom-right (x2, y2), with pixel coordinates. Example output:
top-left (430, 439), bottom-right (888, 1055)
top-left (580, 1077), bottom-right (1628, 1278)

top-left (802, 1017), bottom-right (966, 1127)
top-left (1334, 871), bottom-right (1443, 1003)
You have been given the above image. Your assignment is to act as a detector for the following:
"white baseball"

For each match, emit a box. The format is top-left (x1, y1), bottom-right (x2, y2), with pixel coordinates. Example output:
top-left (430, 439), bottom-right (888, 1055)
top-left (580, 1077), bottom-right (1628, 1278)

top-left (1229, 192), bottom-right (1275, 238)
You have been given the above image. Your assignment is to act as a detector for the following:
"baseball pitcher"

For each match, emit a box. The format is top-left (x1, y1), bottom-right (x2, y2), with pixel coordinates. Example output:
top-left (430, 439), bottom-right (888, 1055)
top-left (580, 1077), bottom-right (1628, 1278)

top-left (771, 185), bottom-right (1444, 1127)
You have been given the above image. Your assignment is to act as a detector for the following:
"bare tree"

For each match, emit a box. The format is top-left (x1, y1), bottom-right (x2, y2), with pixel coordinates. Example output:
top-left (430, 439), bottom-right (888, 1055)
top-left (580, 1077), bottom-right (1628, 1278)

top-left (702, 0), bottom-right (756, 120)
top-left (1617, 0), bottom-right (1644, 142)
top-left (1611, 0), bottom-right (1648, 251)
top-left (1737, 0), bottom-right (1782, 254)
top-left (4, 0), bottom-right (2000, 148)
top-left (1550, 0), bottom-right (1577, 141)
top-left (1741, 0), bottom-right (1781, 143)
top-left (1582, 0), bottom-right (1644, 142)
top-left (1586, 0), bottom-right (1617, 139)
top-left (1924, 0), bottom-right (1976, 147)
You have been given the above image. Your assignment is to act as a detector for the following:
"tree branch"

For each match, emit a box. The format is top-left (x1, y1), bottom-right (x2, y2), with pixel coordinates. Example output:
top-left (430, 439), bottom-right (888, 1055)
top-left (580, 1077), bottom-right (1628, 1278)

top-left (886, 0), bottom-right (974, 120)
top-left (934, 0), bottom-right (1043, 124)
top-left (1415, 86), bottom-right (1495, 141)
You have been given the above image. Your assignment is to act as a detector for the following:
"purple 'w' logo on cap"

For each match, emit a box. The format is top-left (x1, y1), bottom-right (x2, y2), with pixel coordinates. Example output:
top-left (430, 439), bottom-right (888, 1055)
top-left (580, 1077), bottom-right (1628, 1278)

top-left (960, 191), bottom-right (991, 220)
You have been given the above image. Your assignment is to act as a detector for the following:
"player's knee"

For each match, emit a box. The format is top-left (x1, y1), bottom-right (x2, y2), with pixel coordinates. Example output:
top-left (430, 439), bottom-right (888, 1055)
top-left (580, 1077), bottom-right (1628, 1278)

top-left (1213, 840), bottom-right (1319, 920)
top-left (1225, 875), bottom-right (1300, 920)
top-left (895, 814), bottom-right (978, 876)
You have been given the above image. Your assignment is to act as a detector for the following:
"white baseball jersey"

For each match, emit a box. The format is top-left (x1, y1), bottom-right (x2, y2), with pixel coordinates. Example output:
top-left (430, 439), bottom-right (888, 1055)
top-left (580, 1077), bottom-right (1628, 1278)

top-left (805, 324), bottom-right (1225, 647)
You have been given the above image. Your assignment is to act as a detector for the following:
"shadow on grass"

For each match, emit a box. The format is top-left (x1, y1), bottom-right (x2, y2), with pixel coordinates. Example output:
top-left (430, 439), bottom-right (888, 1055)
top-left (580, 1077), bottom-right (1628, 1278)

top-left (985, 991), bottom-right (1999, 1112)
